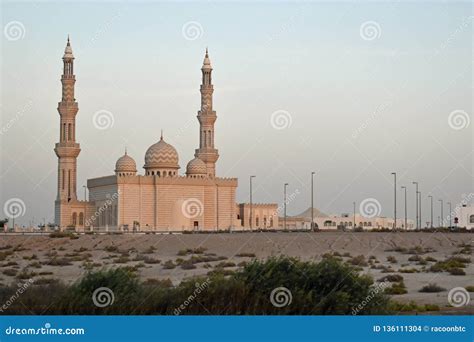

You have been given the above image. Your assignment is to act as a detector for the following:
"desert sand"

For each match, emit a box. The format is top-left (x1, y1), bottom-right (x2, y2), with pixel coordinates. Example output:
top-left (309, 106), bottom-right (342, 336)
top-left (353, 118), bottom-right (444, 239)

top-left (0, 231), bottom-right (472, 309)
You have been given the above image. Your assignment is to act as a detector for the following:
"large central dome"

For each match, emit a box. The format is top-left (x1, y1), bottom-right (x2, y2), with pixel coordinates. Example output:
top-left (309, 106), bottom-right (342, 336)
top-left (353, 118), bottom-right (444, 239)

top-left (144, 136), bottom-right (180, 175)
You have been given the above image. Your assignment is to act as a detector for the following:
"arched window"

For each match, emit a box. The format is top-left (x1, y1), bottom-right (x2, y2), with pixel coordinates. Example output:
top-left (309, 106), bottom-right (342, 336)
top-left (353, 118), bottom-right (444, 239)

top-left (79, 212), bottom-right (84, 225)
top-left (270, 217), bottom-right (274, 227)
top-left (68, 123), bottom-right (72, 141)
top-left (256, 216), bottom-right (259, 227)
top-left (470, 215), bottom-right (474, 224)
top-left (72, 212), bottom-right (77, 226)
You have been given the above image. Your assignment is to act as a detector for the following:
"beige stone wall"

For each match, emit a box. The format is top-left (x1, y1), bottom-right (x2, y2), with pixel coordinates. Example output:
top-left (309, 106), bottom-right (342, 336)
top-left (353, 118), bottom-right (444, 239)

top-left (86, 175), bottom-right (238, 232)
top-left (238, 203), bottom-right (279, 229)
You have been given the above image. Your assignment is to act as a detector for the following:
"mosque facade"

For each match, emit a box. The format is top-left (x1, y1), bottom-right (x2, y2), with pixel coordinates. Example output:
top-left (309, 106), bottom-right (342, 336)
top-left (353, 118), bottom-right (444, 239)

top-left (53, 38), bottom-right (274, 232)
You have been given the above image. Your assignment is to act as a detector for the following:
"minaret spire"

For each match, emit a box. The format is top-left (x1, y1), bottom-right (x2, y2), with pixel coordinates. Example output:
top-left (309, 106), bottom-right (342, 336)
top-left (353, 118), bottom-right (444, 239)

top-left (54, 37), bottom-right (81, 227)
top-left (195, 48), bottom-right (219, 178)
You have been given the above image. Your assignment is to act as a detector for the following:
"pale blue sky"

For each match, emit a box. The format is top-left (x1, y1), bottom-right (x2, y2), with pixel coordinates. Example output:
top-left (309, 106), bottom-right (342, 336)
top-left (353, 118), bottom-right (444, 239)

top-left (1, 1), bottom-right (472, 226)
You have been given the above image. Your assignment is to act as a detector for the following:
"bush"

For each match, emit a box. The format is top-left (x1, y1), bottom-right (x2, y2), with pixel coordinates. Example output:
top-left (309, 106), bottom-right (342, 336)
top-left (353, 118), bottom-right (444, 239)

top-left (449, 268), bottom-right (466, 276)
top-left (0, 256), bottom-right (392, 315)
top-left (162, 260), bottom-right (176, 269)
top-left (419, 283), bottom-right (446, 293)
top-left (387, 256), bottom-right (397, 264)
top-left (349, 255), bottom-right (368, 267)
top-left (236, 252), bottom-right (256, 258)
top-left (385, 281), bottom-right (407, 295)
top-left (378, 274), bottom-right (403, 283)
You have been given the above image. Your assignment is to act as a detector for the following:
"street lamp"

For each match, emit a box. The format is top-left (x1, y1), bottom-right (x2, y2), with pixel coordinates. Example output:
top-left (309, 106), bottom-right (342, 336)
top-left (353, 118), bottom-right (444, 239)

top-left (428, 195), bottom-right (433, 228)
top-left (438, 199), bottom-right (444, 227)
top-left (447, 202), bottom-right (452, 228)
top-left (419, 190), bottom-right (422, 228)
top-left (284, 183), bottom-right (289, 230)
top-left (412, 182), bottom-right (418, 229)
top-left (401, 186), bottom-right (407, 230)
top-left (353, 201), bottom-right (356, 229)
top-left (311, 171), bottom-right (315, 230)
top-left (391, 172), bottom-right (397, 229)
top-left (249, 176), bottom-right (256, 230)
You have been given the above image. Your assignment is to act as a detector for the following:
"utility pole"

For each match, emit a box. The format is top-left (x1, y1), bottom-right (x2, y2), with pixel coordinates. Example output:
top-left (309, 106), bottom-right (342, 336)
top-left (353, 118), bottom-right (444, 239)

top-left (412, 182), bottom-right (418, 229)
top-left (353, 201), bottom-right (356, 229)
top-left (401, 186), bottom-right (407, 230)
top-left (447, 202), bottom-right (452, 228)
top-left (391, 172), bottom-right (397, 229)
top-left (438, 199), bottom-right (444, 227)
top-left (428, 195), bottom-right (433, 228)
top-left (284, 183), bottom-right (289, 230)
top-left (249, 175), bottom-right (256, 230)
top-left (311, 171), bottom-right (315, 230)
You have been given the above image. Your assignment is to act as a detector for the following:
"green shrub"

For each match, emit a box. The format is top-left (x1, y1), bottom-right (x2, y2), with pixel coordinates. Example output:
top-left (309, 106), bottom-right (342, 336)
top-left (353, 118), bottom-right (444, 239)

top-left (378, 274), bottom-right (403, 282)
top-left (162, 260), bottom-right (176, 269)
top-left (385, 281), bottom-right (407, 295)
top-left (419, 283), bottom-right (446, 293)
top-left (449, 268), bottom-right (466, 276)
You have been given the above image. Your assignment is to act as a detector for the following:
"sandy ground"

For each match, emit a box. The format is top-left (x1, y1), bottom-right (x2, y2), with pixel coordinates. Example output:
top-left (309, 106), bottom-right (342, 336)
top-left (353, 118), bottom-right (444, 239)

top-left (0, 231), bottom-right (472, 310)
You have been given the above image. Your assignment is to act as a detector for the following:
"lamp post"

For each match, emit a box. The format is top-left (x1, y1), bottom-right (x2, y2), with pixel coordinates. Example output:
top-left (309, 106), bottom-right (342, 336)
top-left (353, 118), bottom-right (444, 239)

top-left (419, 190), bottom-right (422, 228)
top-left (353, 201), bottom-right (356, 229)
top-left (447, 202), bottom-right (452, 228)
top-left (412, 182), bottom-right (418, 229)
top-left (12, 207), bottom-right (17, 232)
top-left (311, 171), bottom-right (315, 230)
top-left (401, 186), bottom-right (407, 230)
top-left (438, 199), bottom-right (444, 227)
top-left (391, 172), bottom-right (397, 229)
top-left (249, 175), bottom-right (256, 230)
top-left (428, 195), bottom-right (433, 228)
top-left (284, 183), bottom-right (289, 230)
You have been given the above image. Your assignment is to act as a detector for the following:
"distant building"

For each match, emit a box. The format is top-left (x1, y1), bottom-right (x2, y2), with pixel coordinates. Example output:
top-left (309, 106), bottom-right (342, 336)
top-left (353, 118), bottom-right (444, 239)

top-left (456, 205), bottom-right (474, 230)
top-left (278, 208), bottom-right (415, 230)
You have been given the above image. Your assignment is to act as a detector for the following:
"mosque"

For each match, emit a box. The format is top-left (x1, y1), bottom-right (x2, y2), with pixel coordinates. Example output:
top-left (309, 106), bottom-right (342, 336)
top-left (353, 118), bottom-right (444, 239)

top-left (53, 38), bottom-right (278, 232)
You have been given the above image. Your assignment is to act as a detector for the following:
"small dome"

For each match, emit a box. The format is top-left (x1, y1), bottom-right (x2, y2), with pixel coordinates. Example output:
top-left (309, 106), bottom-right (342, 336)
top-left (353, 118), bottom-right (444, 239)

top-left (186, 157), bottom-right (206, 176)
top-left (115, 152), bottom-right (137, 174)
top-left (144, 136), bottom-right (179, 170)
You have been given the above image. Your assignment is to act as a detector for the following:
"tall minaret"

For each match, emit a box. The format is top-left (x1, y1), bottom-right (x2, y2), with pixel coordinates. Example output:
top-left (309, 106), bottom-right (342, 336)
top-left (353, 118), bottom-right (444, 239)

top-left (54, 36), bottom-right (81, 205)
top-left (195, 48), bottom-right (219, 177)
